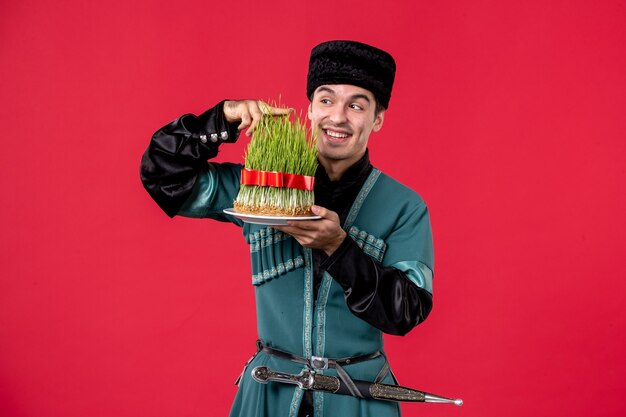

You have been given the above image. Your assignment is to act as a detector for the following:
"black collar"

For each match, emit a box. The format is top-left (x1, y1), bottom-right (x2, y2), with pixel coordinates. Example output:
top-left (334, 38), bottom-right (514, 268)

top-left (314, 150), bottom-right (373, 218)
top-left (315, 150), bottom-right (372, 187)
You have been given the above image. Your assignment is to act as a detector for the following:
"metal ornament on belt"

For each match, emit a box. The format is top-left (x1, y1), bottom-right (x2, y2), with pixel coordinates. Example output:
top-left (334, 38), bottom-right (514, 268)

top-left (251, 366), bottom-right (463, 406)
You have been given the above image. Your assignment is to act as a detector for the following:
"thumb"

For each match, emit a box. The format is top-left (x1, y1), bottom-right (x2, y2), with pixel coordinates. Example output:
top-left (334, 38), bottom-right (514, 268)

top-left (311, 205), bottom-right (337, 220)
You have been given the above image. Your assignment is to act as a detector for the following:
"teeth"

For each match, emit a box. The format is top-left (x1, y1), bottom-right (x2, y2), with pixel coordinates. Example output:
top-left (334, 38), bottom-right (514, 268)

top-left (325, 130), bottom-right (349, 138)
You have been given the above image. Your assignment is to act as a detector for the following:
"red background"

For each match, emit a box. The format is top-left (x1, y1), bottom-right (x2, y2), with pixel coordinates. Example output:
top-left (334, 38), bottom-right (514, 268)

top-left (1, 1), bottom-right (625, 416)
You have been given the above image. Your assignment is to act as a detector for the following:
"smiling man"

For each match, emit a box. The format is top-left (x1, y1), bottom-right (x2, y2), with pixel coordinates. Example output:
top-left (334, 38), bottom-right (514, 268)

top-left (310, 85), bottom-right (384, 179)
top-left (140, 40), bottom-right (434, 417)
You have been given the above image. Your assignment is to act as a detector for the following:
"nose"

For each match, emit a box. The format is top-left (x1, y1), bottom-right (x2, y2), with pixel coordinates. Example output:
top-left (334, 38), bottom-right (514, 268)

top-left (328, 105), bottom-right (347, 124)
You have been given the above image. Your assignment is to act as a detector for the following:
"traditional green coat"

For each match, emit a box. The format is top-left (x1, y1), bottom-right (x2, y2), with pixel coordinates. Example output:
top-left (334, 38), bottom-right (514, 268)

top-left (177, 161), bottom-right (434, 417)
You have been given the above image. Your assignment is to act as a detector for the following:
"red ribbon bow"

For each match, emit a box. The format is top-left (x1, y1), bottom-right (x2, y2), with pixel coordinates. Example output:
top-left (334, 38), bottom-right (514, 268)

top-left (240, 168), bottom-right (315, 191)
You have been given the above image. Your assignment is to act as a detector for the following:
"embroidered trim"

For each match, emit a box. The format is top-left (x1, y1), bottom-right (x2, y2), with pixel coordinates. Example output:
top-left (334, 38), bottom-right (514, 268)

top-left (313, 272), bottom-right (333, 417)
top-left (315, 272), bottom-right (333, 358)
top-left (344, 168), bottom-right (381, 229)
top-left (248, 227), bottom-right (290, 252)
top-left (251, 256), bottom-right (304, 286)
top-left (347, 226), bottom-right (387, 263)
top-left (289, 386), bottom-right (304, 417)
top-left (314, 391), bottom-right (324, 417)
top-left (302, 248), bottom-right (313, 359)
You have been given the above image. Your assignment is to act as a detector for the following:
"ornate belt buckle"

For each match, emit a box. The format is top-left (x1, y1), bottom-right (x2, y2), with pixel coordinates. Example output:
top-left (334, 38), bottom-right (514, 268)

top-left (310, 356), bottom-right (329, 370)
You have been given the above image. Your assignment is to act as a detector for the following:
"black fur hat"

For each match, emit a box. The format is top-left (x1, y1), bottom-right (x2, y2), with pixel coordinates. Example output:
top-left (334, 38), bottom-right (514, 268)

top-left (306, 40), bottom-right (396, 109)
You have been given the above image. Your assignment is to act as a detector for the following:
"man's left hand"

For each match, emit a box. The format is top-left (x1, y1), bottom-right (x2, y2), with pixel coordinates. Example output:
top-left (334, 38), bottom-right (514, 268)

top-left (274, 205), bottom-right (346, 256)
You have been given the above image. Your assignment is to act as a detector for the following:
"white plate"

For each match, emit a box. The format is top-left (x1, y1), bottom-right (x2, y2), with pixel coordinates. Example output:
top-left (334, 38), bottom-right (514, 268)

top-left (223, 208), bottom-right (321, 226)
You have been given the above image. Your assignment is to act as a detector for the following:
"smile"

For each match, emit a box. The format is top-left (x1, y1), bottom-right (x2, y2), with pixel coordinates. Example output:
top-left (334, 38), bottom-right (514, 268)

top-left (323, 129), bottom-right (351, 139)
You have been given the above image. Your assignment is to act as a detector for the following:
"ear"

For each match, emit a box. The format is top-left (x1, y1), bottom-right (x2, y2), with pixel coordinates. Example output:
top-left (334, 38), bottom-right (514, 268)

top-left (372, 110), bottom-right (385, 132)
top-left (307, 103), bottom-right (312, 120)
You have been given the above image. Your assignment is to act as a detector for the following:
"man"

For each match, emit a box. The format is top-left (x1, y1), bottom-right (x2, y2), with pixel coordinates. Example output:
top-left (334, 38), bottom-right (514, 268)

top-left (140, 40), bottom-right (434, 417)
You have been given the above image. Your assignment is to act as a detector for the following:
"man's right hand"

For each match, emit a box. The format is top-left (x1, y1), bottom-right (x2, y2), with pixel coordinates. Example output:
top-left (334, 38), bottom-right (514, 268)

top-left (223, 100), bottom-right (293, 137)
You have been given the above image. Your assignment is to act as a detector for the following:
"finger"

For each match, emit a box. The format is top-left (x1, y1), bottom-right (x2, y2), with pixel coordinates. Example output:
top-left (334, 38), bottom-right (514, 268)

top-left (246, 105), bottom-right (263, 136)
top-left (272, 225), bottom-right (312, 242)
top-left (275, 223), bottom-right (308, 234)
top-left (256, 100), bottom-right (293, 117)
top-left (273, 224), bottom-right (305, 233)
top-left (238, 112), bottom-right (252, 131)
top-left (256, 101), bottom-right (271, 115)
top-left (285, 220), bottom-right (321, 230)
top-left (267, 106), bottom-right (294, 117)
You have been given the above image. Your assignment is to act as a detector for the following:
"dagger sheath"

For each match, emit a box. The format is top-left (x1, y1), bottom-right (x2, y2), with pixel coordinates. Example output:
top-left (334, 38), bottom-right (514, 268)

top-left (251, 366), bottom-right (462, 406)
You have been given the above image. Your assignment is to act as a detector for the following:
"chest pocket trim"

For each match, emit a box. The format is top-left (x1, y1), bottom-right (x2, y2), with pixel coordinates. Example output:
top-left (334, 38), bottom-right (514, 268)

top-left (247, 226), bottom-right (304, 286)
top-left (347, 225), bottom-right (387, 263)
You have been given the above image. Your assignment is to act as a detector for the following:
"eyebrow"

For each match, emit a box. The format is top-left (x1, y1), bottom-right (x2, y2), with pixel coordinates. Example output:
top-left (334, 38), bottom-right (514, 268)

top-left (349, 94), bottom-right (371, 103)
top-left (316, 87), bottom-right (372, 103)
top-left (316, 86), bottom-right (336, 95)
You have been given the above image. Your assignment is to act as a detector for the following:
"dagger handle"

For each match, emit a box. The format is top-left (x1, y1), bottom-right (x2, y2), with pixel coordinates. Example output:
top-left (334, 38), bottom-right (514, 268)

top-left (251, 366), bottom-right (315, 390)
top-left (252, 366), bottom-right (340, 393)
top-left (310, 373), bottom-right (340, 392)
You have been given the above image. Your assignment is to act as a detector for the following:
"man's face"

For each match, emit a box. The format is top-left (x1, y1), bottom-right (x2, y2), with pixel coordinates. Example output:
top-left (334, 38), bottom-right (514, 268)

top-left (308, 84), bottom-right (384, 171)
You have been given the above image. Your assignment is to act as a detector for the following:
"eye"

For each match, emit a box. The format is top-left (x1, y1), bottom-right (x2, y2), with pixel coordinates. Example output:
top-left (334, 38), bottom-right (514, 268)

top-left (349, 103), bottom-right (364, 111)
top-left (320, 98), bottom-right (331, 105)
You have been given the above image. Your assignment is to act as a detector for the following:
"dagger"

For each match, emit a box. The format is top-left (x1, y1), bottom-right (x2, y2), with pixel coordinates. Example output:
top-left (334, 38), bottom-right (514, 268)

top-left (251, 366), bottom-right (462, 406)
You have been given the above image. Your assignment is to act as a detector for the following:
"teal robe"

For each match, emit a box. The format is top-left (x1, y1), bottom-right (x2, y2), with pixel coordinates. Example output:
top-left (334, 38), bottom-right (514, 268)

top-left (179, 162), bottom-right (434, 417)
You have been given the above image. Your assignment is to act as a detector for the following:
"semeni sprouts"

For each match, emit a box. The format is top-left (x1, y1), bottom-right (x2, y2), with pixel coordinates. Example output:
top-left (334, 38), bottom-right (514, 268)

top-left (234, 107), bottom-right (317, 216)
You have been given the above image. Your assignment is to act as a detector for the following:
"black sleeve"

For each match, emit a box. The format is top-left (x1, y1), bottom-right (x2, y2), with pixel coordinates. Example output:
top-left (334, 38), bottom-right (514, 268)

top-left (139, 100), bottom-right (240, 217)
top-left (321, 237), bottom-right (433, 336)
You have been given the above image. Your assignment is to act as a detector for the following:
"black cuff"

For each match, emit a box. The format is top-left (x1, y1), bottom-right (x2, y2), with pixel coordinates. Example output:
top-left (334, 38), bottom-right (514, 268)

top-left (320, 236), bottom-right (355, 274)
top-left (197, 100), bottom-right (241, 145)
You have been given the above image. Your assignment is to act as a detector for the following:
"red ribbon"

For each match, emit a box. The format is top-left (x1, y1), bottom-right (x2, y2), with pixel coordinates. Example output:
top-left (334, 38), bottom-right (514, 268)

top-left (240, 168), bottom-right (315, 191)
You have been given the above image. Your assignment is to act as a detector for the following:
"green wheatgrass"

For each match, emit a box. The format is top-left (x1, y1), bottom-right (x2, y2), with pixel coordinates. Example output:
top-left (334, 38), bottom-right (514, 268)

top-left (234, 108), bottom-right (317, 216)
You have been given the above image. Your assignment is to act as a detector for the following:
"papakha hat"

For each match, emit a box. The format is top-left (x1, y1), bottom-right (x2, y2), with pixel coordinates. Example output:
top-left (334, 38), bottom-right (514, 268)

top-left (306, 40), bottom-right (396, 109)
